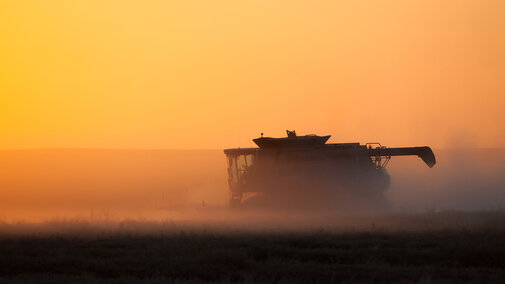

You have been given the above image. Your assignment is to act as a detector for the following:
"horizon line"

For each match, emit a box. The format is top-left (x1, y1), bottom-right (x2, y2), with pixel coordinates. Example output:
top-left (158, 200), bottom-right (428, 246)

top-left (1, 147), bottom-right (504, 151)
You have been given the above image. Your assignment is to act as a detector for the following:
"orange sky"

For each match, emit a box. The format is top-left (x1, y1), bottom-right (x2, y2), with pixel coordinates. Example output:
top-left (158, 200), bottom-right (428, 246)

top-left (1, 0), bottom-right (504, 149)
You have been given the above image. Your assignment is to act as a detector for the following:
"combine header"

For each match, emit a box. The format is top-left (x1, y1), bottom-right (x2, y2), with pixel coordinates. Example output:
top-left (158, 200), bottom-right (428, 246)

top-left (224, 130), bottom-right (436, 207)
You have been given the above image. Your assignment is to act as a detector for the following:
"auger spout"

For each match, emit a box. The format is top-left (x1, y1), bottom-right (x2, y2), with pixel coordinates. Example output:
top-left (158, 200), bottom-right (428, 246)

top-left (368, 146), bottom-right (436, 168)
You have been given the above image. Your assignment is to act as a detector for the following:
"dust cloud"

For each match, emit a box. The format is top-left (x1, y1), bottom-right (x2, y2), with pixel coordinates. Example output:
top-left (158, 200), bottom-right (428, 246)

top-left (0, 148), bottom-right (504, 228)
top-left (388, 149), bottom-right (505, 211)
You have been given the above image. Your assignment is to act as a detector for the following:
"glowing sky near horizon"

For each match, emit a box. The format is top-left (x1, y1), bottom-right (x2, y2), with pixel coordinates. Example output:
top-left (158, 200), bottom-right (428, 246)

top-left (1, 0), bottom-right (504, 149)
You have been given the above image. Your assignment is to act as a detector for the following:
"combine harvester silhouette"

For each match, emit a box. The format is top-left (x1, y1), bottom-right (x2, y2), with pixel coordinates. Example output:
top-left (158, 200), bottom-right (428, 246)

top-left (224, 130), bottom-right (436, 209)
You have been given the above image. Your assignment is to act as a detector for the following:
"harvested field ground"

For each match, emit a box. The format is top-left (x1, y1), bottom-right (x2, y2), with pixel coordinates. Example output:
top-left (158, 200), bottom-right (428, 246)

top-left (1, 211), bottom-right (505, 283)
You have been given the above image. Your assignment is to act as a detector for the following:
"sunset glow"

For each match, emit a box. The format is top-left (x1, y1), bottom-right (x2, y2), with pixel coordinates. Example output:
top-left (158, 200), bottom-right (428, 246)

top-left (1, 0), bottom-right (504, 149)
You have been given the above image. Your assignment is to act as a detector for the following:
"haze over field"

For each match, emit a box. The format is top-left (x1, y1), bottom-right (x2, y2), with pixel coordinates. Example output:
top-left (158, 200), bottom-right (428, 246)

top-left (0, 148), bottom-right (504, 222)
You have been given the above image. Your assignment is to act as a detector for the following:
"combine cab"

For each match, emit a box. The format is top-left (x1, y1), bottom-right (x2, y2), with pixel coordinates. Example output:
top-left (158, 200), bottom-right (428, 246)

top-left (224, 130), bottom-right (436, 208)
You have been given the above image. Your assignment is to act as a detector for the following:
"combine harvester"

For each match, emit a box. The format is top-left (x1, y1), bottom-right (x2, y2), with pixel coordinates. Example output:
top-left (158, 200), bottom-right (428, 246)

top-left (224, 130), bottom-right (436, 209)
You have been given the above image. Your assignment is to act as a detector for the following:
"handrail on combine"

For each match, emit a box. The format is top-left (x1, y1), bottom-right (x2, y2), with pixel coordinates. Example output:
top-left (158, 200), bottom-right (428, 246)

top-left (366, 143), bottom-right (391, 169)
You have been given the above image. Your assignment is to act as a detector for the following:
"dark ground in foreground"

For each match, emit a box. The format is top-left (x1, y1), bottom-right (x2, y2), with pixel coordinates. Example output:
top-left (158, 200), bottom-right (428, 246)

top-left (1, 212), bottom-right (505, 283)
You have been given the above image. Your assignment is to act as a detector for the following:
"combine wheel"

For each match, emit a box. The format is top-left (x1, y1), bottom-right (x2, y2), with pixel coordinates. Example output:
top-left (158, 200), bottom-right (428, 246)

top-left (229, 192), bottom-right (242, 207)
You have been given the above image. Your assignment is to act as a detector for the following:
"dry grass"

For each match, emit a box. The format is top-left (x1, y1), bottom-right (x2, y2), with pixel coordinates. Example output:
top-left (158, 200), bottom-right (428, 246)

top-left (0, 211), bottom-right (505, 283)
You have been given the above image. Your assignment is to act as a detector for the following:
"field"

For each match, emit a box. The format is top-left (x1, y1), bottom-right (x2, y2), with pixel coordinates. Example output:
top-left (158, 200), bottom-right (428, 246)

top-left (1, 149), bottom-right (505, 282)
top-left (1, 211), bottom-right (505, 283)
